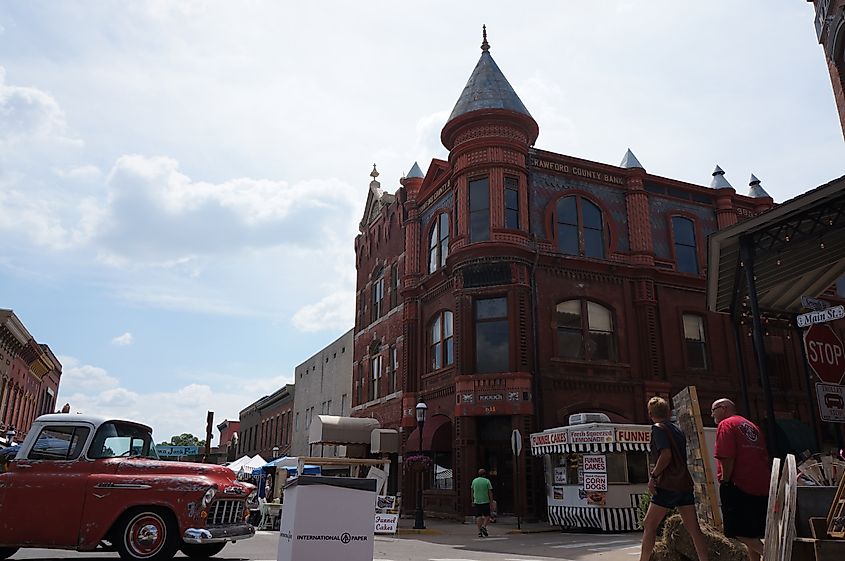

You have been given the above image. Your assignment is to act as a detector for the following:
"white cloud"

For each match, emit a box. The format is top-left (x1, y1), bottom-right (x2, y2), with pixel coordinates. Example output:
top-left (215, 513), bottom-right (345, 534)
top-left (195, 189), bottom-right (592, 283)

top-left (0, 66), bottom-right (80, 145)
top-left (56, 356), bottom-right (290, 445)
top-left (292, 290), bottom-right (355, 332)
top-left (111, 332), bottom-right (133, 346)
top-left (54, 164), bottom-right (103, 181)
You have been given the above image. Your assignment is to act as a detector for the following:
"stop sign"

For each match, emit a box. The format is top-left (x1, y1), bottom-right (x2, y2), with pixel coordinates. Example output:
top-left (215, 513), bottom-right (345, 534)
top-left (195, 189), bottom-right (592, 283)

top-left (804, 324), bottom-right (845, 385)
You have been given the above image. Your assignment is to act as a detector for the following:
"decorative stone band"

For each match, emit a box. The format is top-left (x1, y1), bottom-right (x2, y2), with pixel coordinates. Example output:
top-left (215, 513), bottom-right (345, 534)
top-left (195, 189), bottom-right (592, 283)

top-left (531, 441), bottom-right (650, 455)
top-left (548, 505), bottom-right (639, 532)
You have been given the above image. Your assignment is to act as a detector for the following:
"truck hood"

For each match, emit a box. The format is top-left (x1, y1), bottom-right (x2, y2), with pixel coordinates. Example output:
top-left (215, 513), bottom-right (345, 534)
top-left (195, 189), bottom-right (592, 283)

top-left (113, 458), bottom-right (250, 488)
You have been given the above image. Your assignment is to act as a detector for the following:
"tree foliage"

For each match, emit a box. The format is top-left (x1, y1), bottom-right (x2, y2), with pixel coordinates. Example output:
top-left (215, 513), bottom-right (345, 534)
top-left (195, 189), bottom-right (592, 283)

top-left (159, 433), bottom-right (206, 447)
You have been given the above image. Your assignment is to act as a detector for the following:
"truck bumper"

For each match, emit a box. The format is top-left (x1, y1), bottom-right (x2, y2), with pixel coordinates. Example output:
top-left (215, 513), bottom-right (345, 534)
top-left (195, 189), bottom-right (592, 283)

top-left (183, 524), bottom-right (255, 544)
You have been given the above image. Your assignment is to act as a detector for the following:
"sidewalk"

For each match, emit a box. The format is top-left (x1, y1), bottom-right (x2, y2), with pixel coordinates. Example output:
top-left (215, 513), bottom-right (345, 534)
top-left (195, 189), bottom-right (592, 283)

top-left (397, 515), bottom-right (560, 536)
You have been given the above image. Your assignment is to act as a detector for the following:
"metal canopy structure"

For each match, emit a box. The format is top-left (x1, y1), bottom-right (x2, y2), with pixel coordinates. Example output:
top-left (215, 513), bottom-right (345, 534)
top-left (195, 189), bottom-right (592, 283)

top-left (707, 174), bottom-right (845, 315)
top-left (706, 173), bottom-right (845, 455)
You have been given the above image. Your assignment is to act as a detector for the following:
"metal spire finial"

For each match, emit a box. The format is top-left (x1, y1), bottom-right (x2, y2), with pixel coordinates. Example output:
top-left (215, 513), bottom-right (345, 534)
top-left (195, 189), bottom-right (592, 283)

top-left (481, 25), bottom-right (490, 52)
top-left (370, 163), bottom-right (379, 179)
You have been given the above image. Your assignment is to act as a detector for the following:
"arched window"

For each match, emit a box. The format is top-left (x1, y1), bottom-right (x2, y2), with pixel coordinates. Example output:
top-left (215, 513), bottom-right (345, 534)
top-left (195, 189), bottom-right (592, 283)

top-left (672, 216), bottom-right (698, 274)
top-left (556, 300), bottom-right (615, 361)
top-left (428, 213), bottom-right (450, 273)
top-left (555, 196), bottom-right (605, 258)
top-left (429, 311), bottom-right (454, 371)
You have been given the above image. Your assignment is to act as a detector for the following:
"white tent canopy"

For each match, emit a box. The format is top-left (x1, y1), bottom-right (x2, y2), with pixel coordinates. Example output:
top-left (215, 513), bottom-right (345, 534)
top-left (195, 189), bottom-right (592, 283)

top-left (226, 455), bottom-right (252, 472)
top-left (243, 455), bottom-right (266, 470)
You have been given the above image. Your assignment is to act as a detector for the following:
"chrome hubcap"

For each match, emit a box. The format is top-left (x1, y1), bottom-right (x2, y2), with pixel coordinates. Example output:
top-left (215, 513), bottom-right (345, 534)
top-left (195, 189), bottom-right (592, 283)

top-left (136, 524), bottom-right (159, 547)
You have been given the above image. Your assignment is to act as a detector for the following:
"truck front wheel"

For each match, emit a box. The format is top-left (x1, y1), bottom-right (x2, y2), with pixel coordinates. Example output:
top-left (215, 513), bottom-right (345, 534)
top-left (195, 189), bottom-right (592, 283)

top-left (116, 509), bottom-right (178, 561)
top-left (0, 547), bottom-right (18, 559)
top-left (179, 543), bottom-right (226, 558)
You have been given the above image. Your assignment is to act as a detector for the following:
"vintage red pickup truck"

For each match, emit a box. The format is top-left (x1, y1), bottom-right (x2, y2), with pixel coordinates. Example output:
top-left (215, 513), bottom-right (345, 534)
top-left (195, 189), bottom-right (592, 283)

top-left (0, 414), bottom-right (255, 560)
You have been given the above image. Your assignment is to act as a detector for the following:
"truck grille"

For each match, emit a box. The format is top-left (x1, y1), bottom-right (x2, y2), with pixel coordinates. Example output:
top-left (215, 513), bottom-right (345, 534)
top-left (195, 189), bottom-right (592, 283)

top-left (208, 499), bottom-right (245, 526)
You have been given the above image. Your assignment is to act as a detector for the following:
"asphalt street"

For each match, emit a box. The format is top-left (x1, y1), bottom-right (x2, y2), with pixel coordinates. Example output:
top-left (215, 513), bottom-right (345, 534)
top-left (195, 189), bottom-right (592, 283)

top-left (9, 527), bottom-right (643, 561)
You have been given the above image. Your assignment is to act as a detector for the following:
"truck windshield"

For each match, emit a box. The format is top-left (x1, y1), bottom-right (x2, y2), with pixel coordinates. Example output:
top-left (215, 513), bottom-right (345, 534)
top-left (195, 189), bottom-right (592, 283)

top-left (89, 422), bottom-right (158, 459)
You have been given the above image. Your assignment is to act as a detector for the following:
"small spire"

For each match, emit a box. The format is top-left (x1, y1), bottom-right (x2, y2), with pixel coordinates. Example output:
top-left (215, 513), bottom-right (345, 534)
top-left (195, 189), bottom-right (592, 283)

top-left (481, 24), bottom-right (490, 52)
top-left (406, 162), bottom-right (424, 179)
top-left (369, 164), bottom-right (383, 198)
top-left (748, 173), bottom-right (771, 198)
top-left (619, 148), bottom-right (644, 170)
top-left (709, 165), bottom-right (732, 189)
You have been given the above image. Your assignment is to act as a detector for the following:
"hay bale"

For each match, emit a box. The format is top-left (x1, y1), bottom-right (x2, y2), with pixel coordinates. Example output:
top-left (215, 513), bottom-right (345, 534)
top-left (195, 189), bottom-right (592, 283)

top-left (649, 541), bottom-right (678, 561)
top-left (661, 514), bottom-right (749, 561)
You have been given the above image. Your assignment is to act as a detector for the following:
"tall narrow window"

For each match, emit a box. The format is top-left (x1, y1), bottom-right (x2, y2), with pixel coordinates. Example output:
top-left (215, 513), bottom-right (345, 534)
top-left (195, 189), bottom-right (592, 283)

top-left (672, 217), bottom-right (698, 274)
top-left (475, 298), bottom-right (509, 373)
top-left (372, 270), bottom-right (384, 322)
top-left (469, 177), bottom-right (490, 242)
top-left (429, 311), bottom-right (454, 371)
top-left (358, 290), bottom-right (366, 327)
top-left (370, 355), bottom-right (382, 401)
top-left (388, 346), bottom-right (397, 393)
top-left (683, 314), bottom-right (708, 369)
top-left (428, 213), bottom-right (450, 273)
top-left (504, 177), bottom-right (519, 229)
top-left (555, 196), bottom-right (605, 258)
top-left (555, 300), bottom-right (616, 361)
top-left (390, 263), bottom-right (399, 307)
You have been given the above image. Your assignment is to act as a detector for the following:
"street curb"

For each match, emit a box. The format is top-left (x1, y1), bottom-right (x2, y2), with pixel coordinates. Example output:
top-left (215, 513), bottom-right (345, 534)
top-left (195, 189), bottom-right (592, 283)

top-left (397, 528), bottom-right (443, 535)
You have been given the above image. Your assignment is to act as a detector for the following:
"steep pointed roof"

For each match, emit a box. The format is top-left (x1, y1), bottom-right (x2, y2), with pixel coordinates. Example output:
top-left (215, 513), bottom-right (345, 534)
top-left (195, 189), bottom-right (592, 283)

top-left (619, 148), bottom-right (644, 170)
top-left (748, 174), bottom-right (771, 198)
top-left (709, 165), bottom-right (733, 189)
top-left (406, 162), bottom-right (424, 179)
top-left (447, 29), bottom-right (532, 122)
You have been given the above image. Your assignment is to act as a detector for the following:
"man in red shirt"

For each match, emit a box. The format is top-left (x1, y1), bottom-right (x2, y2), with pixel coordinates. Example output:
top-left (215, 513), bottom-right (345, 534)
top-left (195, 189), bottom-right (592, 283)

top-left (711, 398), bottom-right (770, 561)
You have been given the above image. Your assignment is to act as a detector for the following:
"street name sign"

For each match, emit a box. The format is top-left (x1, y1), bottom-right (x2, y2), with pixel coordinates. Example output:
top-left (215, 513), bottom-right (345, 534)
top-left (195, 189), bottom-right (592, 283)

top-left (797, 305), bottom-right (845, 328)
top-left (804, 324), bottom-right (845, 385)
top-left (816, 383), bottom-right (845, 423)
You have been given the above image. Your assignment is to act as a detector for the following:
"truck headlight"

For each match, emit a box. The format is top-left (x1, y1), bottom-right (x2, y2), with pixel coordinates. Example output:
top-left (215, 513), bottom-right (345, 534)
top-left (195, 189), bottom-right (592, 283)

top-left (201, 487), bottom-right (217, 508)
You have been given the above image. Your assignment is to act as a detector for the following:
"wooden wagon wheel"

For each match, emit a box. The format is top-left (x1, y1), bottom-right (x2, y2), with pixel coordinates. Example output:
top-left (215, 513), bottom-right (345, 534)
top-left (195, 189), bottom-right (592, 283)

top-left (764, 457), bottom-right (782, 561)
top-left (778, 454), bottom-right (797, 561)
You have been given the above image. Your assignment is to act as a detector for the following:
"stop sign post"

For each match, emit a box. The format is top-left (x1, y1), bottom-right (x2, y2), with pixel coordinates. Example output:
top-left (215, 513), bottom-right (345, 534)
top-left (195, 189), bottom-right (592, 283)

top-left (804, 324), bottom-right (845, 385)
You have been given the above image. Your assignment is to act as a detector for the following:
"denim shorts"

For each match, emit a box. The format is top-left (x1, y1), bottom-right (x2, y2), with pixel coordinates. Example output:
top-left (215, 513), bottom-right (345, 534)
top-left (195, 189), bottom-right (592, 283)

top-left (651, 487), bottom-right (695, 509)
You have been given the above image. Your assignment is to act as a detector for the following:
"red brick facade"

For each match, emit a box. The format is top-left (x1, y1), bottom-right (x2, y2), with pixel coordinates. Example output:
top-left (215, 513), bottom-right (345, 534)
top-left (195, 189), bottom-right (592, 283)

top-left (237, 384), bottom-right (294, 460)
top-left (352, 43), bottom-right (825, 520)
top-left (0, 310), bottom-right (62, 445)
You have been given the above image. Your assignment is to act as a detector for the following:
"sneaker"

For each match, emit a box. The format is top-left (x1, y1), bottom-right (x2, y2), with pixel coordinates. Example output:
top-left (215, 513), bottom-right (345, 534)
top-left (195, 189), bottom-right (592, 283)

top-left (481, 526), bottom-right (488, 537)
top-left (478, 531), bottom-right (483, 537)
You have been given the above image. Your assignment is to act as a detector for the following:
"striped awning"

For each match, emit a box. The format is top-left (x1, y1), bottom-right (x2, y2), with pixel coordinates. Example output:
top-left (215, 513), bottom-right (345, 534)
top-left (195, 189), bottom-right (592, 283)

top-left (532, 441), bottom-right (650, 455)
top-left (548, 505), bottom-right (639, 532)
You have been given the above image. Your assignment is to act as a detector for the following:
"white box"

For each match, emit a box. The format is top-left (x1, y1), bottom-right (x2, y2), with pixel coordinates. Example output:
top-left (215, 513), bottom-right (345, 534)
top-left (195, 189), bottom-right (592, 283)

top-left (277, 476), bottom-right (376, 561)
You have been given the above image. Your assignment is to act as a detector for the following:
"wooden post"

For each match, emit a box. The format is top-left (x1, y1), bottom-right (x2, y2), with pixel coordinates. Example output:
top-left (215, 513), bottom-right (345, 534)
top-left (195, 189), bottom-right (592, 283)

top-left (204, 411), bottom-right (213, 463)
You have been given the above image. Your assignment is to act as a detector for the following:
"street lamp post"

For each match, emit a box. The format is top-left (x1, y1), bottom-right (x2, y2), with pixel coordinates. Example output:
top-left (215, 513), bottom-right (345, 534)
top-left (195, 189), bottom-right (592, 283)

top-left (272, 445), bottom-right (279, 459)
top-left (5, 429), bottom-right (15, 446)
top-left (413, 401), bottom-right (427, 530)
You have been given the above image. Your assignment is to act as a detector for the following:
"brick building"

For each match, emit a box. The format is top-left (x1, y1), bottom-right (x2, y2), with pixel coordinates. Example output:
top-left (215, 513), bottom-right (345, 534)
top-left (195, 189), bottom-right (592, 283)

top-left (0, 309), bottom-right (62, 445)
top-left (216, 419), bottom-right (240, 462)
top-left (809, 0), bottom-right (845, 138)
top-left (237, 384), bottom-right (294, 459)
top-left (351, 34), bottom-right (826, 520)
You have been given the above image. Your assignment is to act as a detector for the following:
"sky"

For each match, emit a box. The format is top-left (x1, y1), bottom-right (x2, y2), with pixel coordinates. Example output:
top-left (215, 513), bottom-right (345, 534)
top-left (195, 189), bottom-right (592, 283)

top-left (1, 1), bottom-right (842, 444)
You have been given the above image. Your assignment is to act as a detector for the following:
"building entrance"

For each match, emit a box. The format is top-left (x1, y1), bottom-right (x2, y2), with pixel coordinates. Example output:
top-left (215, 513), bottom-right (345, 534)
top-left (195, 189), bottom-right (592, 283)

top-left (477, 416), bottom-right (514, 515)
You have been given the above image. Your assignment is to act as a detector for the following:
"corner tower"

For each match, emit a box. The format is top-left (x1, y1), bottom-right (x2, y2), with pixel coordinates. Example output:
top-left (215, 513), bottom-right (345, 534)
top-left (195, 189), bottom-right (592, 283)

top-left (441, 27), bottom-right (539, 256)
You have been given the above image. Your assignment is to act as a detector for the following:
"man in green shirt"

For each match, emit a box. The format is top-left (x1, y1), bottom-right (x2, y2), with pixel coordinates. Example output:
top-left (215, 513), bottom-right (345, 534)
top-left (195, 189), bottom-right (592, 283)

top-left (471, 468), bottom-right (493, 537)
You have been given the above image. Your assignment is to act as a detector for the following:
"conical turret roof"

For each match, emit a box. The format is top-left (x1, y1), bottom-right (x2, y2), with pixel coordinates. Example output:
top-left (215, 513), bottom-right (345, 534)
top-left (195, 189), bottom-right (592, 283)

top-left (406, 162), bottom-right (424, 179)
top-left (447, 30), bottom-right (532, 122)
top-left (709, 165), bottom-right (732, 189)
top-left (748, 174), bottom-right (771, 198)
top-left (619, 148), bottom-right (644, 170)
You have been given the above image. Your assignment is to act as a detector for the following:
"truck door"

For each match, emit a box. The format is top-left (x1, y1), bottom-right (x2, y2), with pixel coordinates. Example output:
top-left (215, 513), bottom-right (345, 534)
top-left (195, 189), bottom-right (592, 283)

top-left (5, 424), bottom-right (92, 547)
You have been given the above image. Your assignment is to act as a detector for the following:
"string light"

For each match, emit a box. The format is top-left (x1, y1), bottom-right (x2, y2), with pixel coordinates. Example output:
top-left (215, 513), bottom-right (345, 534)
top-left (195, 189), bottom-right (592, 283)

top-left (820, 238), bottom-right (826, 249)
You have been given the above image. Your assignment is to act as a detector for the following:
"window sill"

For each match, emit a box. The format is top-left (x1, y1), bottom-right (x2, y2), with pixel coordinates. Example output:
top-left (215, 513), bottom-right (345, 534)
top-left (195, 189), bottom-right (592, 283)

top-left (422, 365), bottom-right (456, 379)
top-left (550, 357), bottom-right (630, 369)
